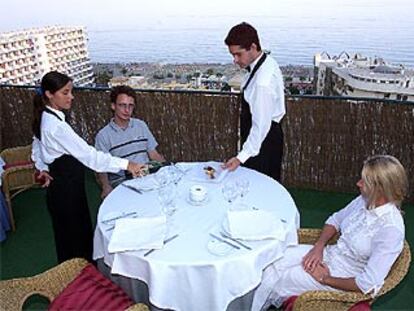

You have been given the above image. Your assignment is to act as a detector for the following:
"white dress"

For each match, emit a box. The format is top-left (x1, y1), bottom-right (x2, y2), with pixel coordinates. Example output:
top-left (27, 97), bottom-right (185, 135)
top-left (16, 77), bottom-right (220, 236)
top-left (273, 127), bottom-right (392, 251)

top-left (251, 195), bottom-right (405, 311)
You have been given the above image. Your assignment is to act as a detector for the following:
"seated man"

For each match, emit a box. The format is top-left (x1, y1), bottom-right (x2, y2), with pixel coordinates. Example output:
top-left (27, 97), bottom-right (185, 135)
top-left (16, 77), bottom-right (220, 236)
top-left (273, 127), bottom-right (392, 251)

top-left (251, 155), bottom-right (408, 311)
top-left (95, 85), bottom-right (164, 198)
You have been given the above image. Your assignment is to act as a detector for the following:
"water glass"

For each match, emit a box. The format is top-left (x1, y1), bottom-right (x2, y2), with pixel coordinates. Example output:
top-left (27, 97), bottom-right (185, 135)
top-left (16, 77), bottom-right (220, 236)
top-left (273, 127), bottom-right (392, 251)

top-left (158, 184), bottom-right (177, 216)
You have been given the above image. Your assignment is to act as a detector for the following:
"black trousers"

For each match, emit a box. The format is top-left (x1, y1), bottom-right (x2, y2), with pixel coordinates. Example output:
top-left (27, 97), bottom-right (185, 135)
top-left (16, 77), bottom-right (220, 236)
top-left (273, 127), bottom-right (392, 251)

top-left (46, 155), bottom-right (93, 263)
top-left (242, 122), bottom-right (284, 182)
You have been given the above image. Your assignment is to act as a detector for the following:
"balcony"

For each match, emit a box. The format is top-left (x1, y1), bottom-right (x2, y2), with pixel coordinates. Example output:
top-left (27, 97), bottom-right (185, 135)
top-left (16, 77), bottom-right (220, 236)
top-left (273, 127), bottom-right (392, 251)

top-left (0, 86), bottom-right (412, 199)
top-left (0, 86), bottom-right (413, 309)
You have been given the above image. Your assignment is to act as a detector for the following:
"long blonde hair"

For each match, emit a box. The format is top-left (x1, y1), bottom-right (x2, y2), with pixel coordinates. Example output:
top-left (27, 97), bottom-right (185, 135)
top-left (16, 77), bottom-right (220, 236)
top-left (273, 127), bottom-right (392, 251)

top-left (362, 155), bottom-right (408, 209)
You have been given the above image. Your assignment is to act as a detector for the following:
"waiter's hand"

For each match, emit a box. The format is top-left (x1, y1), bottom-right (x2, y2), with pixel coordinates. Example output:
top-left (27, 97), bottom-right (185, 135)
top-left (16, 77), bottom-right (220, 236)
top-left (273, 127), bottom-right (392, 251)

top-left (127, 162), bottom-right (146, 178)
top-left (222, 157), bottom-right (241, 171)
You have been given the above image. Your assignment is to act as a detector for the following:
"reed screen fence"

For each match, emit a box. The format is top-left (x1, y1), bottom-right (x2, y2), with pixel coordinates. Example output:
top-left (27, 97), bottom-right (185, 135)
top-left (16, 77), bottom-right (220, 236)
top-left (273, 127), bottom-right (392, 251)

top-left (1, 87), bottom-right (412, 201)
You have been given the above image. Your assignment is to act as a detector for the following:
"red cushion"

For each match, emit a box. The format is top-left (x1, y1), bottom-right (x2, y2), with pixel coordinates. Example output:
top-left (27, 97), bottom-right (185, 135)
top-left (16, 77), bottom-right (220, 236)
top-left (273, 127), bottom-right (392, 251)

top-left (282, 295), bottom-right (298, 311)
top-left (48, 264), bottom-right (134, 311)
top-left (3, 161), bottom-right (32, 170)
top-left (348, 301), bottom-right (371, 311)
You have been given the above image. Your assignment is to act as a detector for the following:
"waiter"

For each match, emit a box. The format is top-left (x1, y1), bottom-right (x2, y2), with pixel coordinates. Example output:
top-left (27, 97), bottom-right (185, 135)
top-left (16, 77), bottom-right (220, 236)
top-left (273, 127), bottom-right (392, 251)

top-left (223, 22), bottom-right (285, 181)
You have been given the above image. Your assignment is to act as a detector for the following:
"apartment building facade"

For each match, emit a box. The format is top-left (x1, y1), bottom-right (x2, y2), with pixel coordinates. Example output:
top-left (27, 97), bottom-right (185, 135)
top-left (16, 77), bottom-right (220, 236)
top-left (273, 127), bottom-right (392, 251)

top-left (0, 26), bottom-right (94, 86)
top-left (314, 52), bottom-right (414, 101)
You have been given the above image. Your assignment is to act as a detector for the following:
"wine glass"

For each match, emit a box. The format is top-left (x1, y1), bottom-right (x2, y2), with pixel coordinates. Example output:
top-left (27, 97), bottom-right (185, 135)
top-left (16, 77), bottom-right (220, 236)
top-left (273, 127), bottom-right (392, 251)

top-left (222, 181), bottom-right (239, 207)
top-left (167, 165), bottom-right (183, 185)
top-left (158, 184), bottom-right (176, 216)
top-left (154, 167), bottom-right (171, 187)
top-left (236, 178), bottom-right (250, 201)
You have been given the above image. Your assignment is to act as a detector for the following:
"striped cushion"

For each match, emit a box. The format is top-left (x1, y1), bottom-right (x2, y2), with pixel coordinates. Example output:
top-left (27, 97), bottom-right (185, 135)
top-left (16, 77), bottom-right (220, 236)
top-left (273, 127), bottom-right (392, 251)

top-left (48, 264), bottom-right (134, 311)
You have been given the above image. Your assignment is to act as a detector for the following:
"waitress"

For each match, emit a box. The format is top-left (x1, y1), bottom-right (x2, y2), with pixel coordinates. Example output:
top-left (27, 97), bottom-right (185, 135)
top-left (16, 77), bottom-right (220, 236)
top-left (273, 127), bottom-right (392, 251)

top-left (32, 71), bottom-right (143, 263)
top-left (223, 22), bottom-right (285, 181)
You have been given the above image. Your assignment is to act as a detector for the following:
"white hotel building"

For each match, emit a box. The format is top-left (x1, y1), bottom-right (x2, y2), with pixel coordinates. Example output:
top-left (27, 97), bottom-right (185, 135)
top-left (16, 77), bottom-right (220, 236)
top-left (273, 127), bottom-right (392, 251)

top-left (314, 52), bottom-right (414, 102)
top-left (0, 26), bottom-right (94, 86)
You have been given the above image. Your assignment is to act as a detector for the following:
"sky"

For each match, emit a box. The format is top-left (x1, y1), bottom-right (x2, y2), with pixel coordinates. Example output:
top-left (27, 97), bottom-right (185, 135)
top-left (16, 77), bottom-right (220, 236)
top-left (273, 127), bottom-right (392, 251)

top-left (1, 0), bottom-right (413, 32)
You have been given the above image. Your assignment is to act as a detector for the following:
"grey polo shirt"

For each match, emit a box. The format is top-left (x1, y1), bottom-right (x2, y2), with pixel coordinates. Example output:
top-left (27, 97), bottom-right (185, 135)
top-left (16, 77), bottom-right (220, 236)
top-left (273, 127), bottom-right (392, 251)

top-left (95, 118), bottom-right (158, 186)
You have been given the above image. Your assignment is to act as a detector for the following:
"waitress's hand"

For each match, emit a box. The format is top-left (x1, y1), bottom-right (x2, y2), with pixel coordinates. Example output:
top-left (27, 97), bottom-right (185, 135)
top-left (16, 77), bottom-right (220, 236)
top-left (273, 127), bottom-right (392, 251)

top-left (35, 170), bottom-right (53, 188)
top-left (127, 161), bottom-right (146, 178)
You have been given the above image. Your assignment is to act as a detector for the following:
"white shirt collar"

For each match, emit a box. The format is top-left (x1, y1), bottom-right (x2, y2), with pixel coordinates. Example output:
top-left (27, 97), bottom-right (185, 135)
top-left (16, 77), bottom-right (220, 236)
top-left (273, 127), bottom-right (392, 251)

top-left (248, 52), bottom-right (265, 73)
top-left (370, 202), bottom-right (397, 217)
top-left (46, 106), bottom-right (66, 121)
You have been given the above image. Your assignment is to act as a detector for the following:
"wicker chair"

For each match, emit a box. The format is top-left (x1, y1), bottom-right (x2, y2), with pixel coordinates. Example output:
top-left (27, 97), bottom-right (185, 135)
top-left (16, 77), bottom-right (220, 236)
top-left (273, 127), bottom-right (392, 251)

top-left (0, 144), bottom-right (38, 231)
top-left (0, 258), bottom-right (149, 311)
top-left (293, 228), bottom-right (411, 311)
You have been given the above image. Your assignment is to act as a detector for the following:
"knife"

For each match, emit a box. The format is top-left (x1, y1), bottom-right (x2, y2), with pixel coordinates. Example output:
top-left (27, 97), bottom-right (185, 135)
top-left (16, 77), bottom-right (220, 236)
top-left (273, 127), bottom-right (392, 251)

top-left (219, 231), bottom-right (252, 250)
top-left (121, 183), bottom-right (143, 194)
top-left (144, 234), bottom-right (180, 257)
top-left (102, 211), bottom-right (137, 224)
top-left (209, 233), bottom-right (240, 250)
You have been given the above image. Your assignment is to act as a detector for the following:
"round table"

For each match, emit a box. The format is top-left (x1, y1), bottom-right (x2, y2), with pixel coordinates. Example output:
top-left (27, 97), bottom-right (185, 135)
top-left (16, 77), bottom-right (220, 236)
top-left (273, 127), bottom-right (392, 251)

top-left (93, 162), bottom-right (300, 311)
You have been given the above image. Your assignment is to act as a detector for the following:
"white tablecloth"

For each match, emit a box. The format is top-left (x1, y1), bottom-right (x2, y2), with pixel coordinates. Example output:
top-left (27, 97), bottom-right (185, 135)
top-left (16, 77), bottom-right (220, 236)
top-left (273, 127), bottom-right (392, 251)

top-left (94, 162), bottom-right (300, 311)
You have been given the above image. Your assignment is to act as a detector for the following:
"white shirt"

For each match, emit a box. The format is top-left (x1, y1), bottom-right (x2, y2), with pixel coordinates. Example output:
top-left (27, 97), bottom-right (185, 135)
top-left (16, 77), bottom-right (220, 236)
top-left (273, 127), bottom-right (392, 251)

top-left (325, 195), bottom-right (405, 295)
top-left (237, 53), bottom-right (285, 163)
top-left (252, 195), bottom-right (405, 310)
top-left (31, 107), bottom-right (128, 173)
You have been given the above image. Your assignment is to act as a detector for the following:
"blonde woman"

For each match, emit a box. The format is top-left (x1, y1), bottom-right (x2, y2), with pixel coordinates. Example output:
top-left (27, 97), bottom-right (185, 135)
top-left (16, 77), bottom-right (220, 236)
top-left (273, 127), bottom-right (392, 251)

top-left (252, 155), bottom-right (409, 311)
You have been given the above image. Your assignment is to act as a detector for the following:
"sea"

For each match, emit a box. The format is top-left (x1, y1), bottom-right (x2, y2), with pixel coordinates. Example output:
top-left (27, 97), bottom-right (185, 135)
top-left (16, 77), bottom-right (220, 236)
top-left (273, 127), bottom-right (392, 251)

top-left (86, 13), bottom-right (414, 67)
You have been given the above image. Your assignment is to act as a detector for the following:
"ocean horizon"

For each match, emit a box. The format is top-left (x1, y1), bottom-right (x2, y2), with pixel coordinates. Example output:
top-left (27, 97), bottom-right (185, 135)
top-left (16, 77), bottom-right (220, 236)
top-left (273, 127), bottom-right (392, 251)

top-left (86, 13), bottom-right (414, 67)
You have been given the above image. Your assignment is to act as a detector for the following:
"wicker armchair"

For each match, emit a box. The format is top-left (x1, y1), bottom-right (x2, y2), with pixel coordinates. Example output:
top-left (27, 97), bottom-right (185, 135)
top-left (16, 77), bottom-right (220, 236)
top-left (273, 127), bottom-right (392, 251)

top-left (293, 228), bottom-right (411, 311)
top-left (0, 144), bottom-right (38, 231)
top-left (0, 258), bottom-right (149, 311)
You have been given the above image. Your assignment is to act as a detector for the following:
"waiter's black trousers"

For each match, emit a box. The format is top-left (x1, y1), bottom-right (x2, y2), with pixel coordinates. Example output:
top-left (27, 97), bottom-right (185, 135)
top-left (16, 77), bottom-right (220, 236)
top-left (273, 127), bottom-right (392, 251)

top-left (243, 122), bottom-right (283, 182)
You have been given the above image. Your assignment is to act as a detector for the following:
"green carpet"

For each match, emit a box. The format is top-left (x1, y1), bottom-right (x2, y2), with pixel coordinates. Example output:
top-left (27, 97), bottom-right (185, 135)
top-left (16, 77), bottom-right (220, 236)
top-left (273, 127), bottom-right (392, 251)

top-left (1, 172), bottom-right (413, 310)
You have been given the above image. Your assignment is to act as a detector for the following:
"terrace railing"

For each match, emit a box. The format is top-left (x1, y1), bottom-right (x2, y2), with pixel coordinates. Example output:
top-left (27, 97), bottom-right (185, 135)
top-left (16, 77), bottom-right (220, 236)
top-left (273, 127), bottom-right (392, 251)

top-left (1, 86), bottom-right (413, 200)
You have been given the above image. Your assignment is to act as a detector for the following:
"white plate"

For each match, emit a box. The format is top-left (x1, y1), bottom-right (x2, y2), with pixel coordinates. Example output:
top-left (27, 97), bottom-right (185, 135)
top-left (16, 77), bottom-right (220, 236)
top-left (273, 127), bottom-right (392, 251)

top-left (186, 193), bottom-right (210, 206)
top-left (186, 162), bottom-right (228, 184)
top-left (124, 175), bottom-right (158, 192)
top-left (207, 239), bottom-right (233, 256)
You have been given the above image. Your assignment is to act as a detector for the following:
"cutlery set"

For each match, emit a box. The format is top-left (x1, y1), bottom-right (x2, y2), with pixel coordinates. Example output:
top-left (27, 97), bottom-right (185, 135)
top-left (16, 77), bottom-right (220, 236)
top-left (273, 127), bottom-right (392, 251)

top-left (209, 233), bottom-right (252, 250)
top-left (144, 234), bottom-right (180, 256)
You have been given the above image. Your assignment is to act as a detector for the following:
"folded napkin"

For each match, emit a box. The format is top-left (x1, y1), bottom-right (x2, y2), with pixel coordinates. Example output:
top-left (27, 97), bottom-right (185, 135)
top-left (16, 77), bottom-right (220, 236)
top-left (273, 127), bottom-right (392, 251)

top-left (225, 210), bottom-right (286, 241)
top-left (124, 175), bottom-right (158, 191)
top-left (108, 215), bottom-right (167, 253)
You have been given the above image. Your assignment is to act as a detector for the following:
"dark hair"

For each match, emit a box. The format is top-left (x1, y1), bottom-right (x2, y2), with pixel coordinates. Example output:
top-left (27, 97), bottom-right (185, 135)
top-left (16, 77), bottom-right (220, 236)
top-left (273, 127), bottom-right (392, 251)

top-left (110, 85), bottom-right (137, 104)
top-left (224, 22), bottom-right (261, 51)
top-left (32, 71), bottom-right (72, 139)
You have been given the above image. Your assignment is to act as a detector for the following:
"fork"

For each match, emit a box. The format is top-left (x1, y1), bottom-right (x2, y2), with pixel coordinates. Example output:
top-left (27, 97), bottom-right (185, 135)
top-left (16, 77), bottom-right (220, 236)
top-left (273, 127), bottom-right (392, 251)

top-left (219, 231), bottom-right (252, 250)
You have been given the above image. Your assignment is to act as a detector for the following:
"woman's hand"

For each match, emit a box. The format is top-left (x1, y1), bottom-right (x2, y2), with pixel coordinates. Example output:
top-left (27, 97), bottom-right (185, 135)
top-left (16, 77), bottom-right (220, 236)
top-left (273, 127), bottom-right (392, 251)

top-left (127, 162), bottom-right (146, 178)
top-left (302, 244), bottom-right (324, 273)
top-left (101, 184), bottom-right (113, 199)
top-left (307, 262), bottom-right (330, 284)
top-left (35, 170), bottom-right (53, 188)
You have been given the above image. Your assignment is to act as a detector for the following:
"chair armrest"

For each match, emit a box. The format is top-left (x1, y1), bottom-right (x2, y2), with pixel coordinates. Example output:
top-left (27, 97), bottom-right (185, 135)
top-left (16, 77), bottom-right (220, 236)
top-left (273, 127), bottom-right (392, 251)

top-left (294, 290), bottom-right (372, 311)
top-left (126, 303), bottom-right (150, 311)
top-left (0, 258), bottom-right (88, 311)
top-left (298, 228), bottom-right (339, 245)
top-left (2, 164), bottom-right (37, 190)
